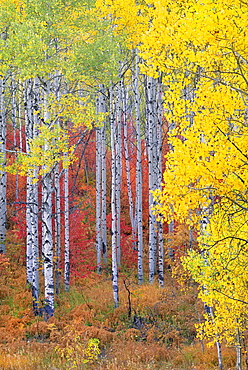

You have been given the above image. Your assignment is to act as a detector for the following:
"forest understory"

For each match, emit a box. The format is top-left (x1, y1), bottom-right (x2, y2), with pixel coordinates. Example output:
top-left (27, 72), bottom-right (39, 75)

top-left (0, 233), bottom-right (240, 370)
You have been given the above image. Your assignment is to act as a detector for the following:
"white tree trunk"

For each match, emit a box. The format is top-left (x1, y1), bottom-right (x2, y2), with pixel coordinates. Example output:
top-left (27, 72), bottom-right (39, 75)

top-left (100, 94), bottom-right (107, 266)
top-left (201, 206), bottom-right (223, 370)
top-left (134, 51), bottom-right (143, 284)
top-left (236, 327), bottom-right (242, 370)
top-left (53, 73), bottom-right (61, 294)
top-left (25, 79), bottom-right (34, 287)
top-left (11, 78), bottom-right (19, 203)
top-left (42, 81), bottom-right (54, 317)
top-left (156, 76), bottom-right (164, 287)
top-left (64, 165), bottom-right (70, 291)
top-left (42, 171), bottom-right (54, 317)
top-left (24, 78), bottom-right (40, 315)
top-left (116, 81), bottom-right (122, 266)
top-left (54, 162), bottom-right (61, 294)
top-left (96, 85), bottom-right (107, 269)
top-left (122, 79), bottom-right (136, 246)
top-left (96, 92), bottom-right (102, 272)
top-left (146, 76), bottom-right (157, 283)
top-left (0, 77), bottom-right (6, 254)
top-left (110, 85), bottom-right (119, 308)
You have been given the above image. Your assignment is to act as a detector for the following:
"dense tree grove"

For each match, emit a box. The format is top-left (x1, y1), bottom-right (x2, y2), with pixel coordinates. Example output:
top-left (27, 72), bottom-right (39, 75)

top-left (0, 0), bottom-right (247, 369)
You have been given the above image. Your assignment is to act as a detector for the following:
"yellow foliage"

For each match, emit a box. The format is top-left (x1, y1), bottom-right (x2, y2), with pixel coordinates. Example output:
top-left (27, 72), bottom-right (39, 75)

top-left (55, 326), bottom-right (100, 368)
top-left (96, 0), bottom-right (248, 350)
top-left (183, 206), bottom-right (248, 345)
top-left (5, 125), bottom-right (75, 178)
top-left (49, 92), bottom-right (106, 129)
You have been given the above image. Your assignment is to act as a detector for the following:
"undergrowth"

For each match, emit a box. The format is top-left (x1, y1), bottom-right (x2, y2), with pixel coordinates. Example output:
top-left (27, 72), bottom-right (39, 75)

top-left (0, 236), bottom-right (238, 370)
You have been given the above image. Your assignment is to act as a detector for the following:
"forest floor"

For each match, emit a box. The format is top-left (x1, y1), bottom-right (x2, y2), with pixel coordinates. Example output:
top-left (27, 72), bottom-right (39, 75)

top-left (0, 240), bottom-right (238, 370)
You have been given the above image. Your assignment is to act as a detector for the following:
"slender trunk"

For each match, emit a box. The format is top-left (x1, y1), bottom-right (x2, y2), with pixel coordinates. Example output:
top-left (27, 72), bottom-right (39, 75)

top-left (110, 85), bottom-right (119, 308)
top-left (116, 81), bottom-right (122, 266)
top-left (42, 171), bottom-right (54, 317)
top-left (64, 164), bottom-right (70, 291)
top-left (11, 78), bottom-right (19, 204)
top-left (32, 78), bottom-right (40, 314)
top-left (156, 76), bottom-right (164, 287)
top-left (32, 170), bottom-right (39, 315)
top-left (134, 51), bottom-right (143, 284)
top-left (236, 326), bottom-right (242, 370)
top-left (54, 73), bottom-right (61, 294)
top-left (208, 307), bottom-right (223, 370)
top-left (96, 92), bottom-right (102, 273)
top-left (167, 119), bottom-right (176, 262)
top-left (54, 162), bottom-right (61, 294)
top-left (0, 77), bottom-right (6, 254)
top-left (101, 101), bottom-right (107, 266)
top-left (42, 81), bottom-right (54, 318)
top-left (146, 76), bottom-right (157, 283)
top-left (99, 85), bottom-right (107, 266)
top-left (24, 78), bottom-right (40, 315)
top-left (25, 79), bottom-right (34, 286)
top-left (122, 79), bottom-right (135, 245)
top-left (202, 206), bottom-right (223, 370)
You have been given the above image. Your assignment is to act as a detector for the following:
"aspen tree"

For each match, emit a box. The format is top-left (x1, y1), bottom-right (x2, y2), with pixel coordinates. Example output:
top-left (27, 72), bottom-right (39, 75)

top-left (133, 50), bottom-right (143, 284)
top-left (100, 87), bottom-right (107, 266)
top-left (54, 164), bottom-right (61, 295)
top-left (64, 163), bottom-right (70, 292)
top-left (25, 79), bottom-right (35, 286)
top-left (10, 78), bottom-right (19, 203)
top-left (200, 205), bottom-right (223, 370)
top-left (41, 80), bottom-right (54, 318)
top-left (116, 80), bottom-right (122, 266)
top-left (96, 84), bottom-right (107, 272)
top-left (146, 76), bottom-right (158, 283)
top-left (96, 91), bottom-right (102, 272)
top-left (122, 77), bottom-right (136, 250)
top-left (0, 77), bottom-right (7, 255)
top-left (53, 73), bottom-right (62, 295)
top-left (156, 76), bottom-right (164, 287)
top-left (24, 78), bottom-right (40, 314)
top-left (32, 78), bottom-right (40, 313)
top-left (110, 85), bottom-right (119, 308)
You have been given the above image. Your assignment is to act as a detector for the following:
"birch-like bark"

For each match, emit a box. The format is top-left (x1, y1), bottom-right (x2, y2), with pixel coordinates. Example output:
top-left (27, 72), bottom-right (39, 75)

top-left (96, 84), bottom-right (107, 270)
top-left (54, 73), bottom-right (61, 294)
top-left (18, 80), bottom-right (23, 154)
top-left (236, 326), bottom-right (242, 370)
top-left (25, 78), bottom-right (40, 314)
top-left (42, 171), bottom-right (54, 317)
top-left (0, 31), bottom-right (7, 254)
top-left (146, 76), bottom-right (157, 283)
top-left (100, 90), bottom-right (107, 266)
top-left (64, 164), bottom-right (70, 291)
top-left (209, 306), bottom-right (223, 370)
top-left (31, 169), bottom-right (39, 316)
top-left (156, 76), bottom-right (164, 287)
top-left (116, 81), bottom-right (122, 266)
top-left (32, 78), bottom-right (40, 314)
top-left (167, 118), bottom-right (176, 262)
top-left (42, 81), bottom-right (54, 317)
top-left (96, 93), bottom-right (102, 273)
top-left (54, 163), bottom-right (61, 294)
top-left (122, 79), bottom-right (135, 243)
top-left (110, 85), bottom-right (119, 308)
top-left (134, 51), bottom-right (143, 284)
top-left (0, 77), bottom-right (7, 254)
top-left (11, 78), bottom-right (19, 203)
top-left (201, 208), bottom-right (223, 370)
top-left (25, 79), bottom-right (35, 287)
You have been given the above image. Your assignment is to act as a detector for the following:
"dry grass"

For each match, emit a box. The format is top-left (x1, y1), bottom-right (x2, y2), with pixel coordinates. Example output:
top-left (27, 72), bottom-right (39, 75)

top-left (0, 241), bottom-right (239, 370)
